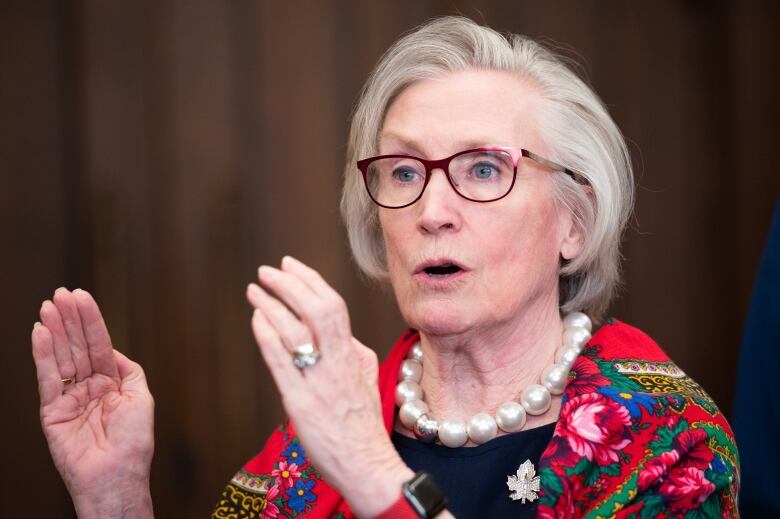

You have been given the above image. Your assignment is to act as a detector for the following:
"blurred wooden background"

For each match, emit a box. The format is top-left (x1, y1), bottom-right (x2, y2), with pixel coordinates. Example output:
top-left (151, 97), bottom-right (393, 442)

top-left (2, 0), bottom-right (778, 516)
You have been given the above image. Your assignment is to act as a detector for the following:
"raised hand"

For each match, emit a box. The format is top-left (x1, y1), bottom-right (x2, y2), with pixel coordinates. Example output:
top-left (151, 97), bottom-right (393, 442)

top-left (32, 288), bottom-right (154, 519)
top-left (247, 256), bottom-right (414, 518)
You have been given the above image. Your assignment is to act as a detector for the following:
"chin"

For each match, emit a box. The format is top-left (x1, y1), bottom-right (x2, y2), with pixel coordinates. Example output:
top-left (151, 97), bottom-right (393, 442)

top-left (402, 298), bottom-right (475, 337)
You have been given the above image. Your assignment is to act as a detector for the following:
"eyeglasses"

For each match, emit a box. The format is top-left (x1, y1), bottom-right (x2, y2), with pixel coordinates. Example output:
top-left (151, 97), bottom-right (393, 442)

top-left (357, 146), bottom-right (587, 209)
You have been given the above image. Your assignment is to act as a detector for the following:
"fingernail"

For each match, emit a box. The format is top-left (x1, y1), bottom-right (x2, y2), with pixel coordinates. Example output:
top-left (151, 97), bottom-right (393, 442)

top-left (247, 283), bottom-right (261, 297)
top-left (33, 321), bottom-right (41, 328)
top-left (258, 265), bottom-right (276, 278)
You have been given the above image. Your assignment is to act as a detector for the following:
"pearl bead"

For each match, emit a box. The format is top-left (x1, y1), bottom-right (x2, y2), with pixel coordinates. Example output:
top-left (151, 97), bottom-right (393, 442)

top-left (413, 414), bottom-right (439, 443)
top-left (495, 401), bottom-right (527, 432)
top-left (563, 311), bottom-right (592, 332)
top-left (438, 419), bottom-right (468, 448)
top-left (408, 342), bottom-right (423, 362)
top-left (399, 359), bottom-right (423, 382)
top-left (395, 380), bottom-right (422, 406)
top-left (555, 345), bottom-right (581, 368)
top-left (563, 326), bottom-right (592, 351)
top-left (399, 399), bottom-right (429, 428)
top-left (394, 312), bottom-right (592, 447)
top-left (467, 412), bottom-right (498, 444)
top-left (521, 384), bottom-right (552, 415)
top-left (541, 363), bottom-right (569, 396)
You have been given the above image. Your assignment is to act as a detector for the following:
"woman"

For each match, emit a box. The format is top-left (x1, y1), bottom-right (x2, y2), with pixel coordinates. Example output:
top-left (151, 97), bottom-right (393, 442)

top-left (32, 17), bottom-right (738, 518)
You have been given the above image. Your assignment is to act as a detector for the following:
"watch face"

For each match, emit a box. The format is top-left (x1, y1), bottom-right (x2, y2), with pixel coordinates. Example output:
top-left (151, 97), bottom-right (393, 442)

top-left (405, 471), bottom-right (447, 517)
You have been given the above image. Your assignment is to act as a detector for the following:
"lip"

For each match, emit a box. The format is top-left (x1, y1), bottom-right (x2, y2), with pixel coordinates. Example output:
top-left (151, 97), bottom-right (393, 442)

top-left (413, 258), bottom-right (469, 275)
top-left (412, 258), bottom-right (470, 290)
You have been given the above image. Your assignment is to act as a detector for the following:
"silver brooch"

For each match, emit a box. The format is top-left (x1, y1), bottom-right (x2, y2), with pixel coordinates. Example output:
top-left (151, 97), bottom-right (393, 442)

top-left (506, 459), bottom-right (540, 503)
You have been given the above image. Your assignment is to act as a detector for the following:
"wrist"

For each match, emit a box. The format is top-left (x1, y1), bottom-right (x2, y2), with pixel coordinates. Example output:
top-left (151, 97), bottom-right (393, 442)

top-left (374, 471), bottom-right (449, 519)
top-left (341, 459), bottom-right (415, 518)
top-left (71, 480), bottom-right (154, 519)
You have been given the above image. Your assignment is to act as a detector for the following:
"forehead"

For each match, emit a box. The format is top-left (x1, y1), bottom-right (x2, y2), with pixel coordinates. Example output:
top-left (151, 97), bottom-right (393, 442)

top-left (380, 69), bottom-right (544, 155)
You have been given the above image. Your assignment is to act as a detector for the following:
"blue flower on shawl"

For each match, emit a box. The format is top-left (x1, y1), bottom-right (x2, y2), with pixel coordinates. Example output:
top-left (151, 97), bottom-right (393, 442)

top-left (711, 455), bottom-right (727, 474)
top-left (282, 442), bottom-right (306, 464)
top-left (599, 386), bottom-right (656, 418)
top-left (286, 478), bottom-right (316, 513)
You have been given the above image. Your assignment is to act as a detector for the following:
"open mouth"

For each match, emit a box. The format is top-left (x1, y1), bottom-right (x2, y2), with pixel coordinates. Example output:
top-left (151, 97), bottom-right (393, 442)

top-left (422, 263), bottom-right (463, 276)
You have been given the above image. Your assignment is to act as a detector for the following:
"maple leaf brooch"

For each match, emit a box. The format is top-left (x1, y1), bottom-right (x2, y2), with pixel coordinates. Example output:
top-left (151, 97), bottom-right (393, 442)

top-left (506, 459), bottom-right (540, 504)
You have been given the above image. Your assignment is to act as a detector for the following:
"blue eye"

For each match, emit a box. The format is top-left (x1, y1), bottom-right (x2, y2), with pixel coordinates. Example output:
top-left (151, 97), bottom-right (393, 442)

top-left (472, 162), bottom-right (498, 180)
top-left (392, 167), bottom-right (421, 183)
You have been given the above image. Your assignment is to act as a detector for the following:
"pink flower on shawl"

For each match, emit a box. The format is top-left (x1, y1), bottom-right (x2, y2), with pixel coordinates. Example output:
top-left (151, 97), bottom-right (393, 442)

top-left (262, 483), bottom-right (280, 518)
top-left (539, 434), bottom-right (580, 468)
top-left (271, 460), bottom-right (301, 488)
top-left (569, 355), bottom-right (611, 396)
top-left (664, 415), bottom-right (680, 429)
top-left (637, 449), bottom-right (681, 490)
top-left (674, 429), bottom-right (714, 470)
top-left (558, 392), bottom-right (632, 464)
top-left (659, 466), bottom-right (716, 511)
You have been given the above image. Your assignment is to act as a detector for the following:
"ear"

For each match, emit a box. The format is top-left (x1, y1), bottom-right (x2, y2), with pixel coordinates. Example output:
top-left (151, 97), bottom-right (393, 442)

top-left (559, 209), bottom-right (584, 261)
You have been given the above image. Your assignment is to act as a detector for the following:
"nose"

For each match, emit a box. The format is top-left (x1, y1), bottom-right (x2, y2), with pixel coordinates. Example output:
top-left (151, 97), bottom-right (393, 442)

top-left (416, 168), bottom-right (461, 235)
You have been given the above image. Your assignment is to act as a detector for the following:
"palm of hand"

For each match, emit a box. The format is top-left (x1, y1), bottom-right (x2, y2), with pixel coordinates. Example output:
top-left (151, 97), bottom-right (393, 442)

top-left (32, 288), bottom-right (155, 500)
top-left (41, 374), bottom-right (154, 495)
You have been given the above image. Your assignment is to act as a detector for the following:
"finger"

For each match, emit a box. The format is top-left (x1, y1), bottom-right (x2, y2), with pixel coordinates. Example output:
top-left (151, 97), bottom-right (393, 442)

top-left (258, 266), bottom-right (351, 351)
top-left (52, 288), bottom-right (93, 380)
top-left (31, 322), bottom-right (63, 406)
top-left (279, 257), bottom-right (357, 354)
top-left (72, 289), bottom-right (119, 379)
top-left (280, 256), bottom-right (336, 300)
top-left (39, 299), bottom-right (77, 380)
top-left (114, 350), bottom-right (149, 395)
top-left (250, 308), bottom-right (304, 391)
top-left (247, 283), bottom-right (313, 351)
top-left (281, 257), bottom-right (359, 348)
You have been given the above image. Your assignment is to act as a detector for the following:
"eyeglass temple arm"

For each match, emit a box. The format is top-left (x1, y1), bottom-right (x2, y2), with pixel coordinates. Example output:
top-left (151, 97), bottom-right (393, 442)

top-left (523, 150), bottom-right (589, 185)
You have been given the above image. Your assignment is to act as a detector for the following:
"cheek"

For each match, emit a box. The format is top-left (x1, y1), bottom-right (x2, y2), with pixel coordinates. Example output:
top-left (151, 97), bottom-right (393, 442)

top-left (379, 217), bottom-right (396, 258)
top-left (487, 200), bottom-right (562, 278)
top-left (379, 216), bottom-right (408, 283)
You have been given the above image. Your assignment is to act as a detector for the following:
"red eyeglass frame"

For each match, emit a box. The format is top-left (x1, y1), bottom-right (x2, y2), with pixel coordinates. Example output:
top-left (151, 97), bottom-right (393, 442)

top-left (356, 146), bottom-right (588, 209)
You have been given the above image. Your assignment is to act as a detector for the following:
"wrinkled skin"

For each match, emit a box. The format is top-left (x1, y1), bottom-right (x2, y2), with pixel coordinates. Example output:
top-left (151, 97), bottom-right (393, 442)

top-left (32, 288), bottom-right (154, 518)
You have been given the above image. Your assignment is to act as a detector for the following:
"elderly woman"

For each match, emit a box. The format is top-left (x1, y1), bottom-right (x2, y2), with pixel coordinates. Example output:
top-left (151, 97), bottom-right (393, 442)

top-left (32, 17), bottom-right (738, 519)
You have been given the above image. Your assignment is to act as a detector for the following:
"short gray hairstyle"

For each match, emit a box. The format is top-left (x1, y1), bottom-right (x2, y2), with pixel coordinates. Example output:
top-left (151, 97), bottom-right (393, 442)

top-left (340, 16), bottom-right (633, 320)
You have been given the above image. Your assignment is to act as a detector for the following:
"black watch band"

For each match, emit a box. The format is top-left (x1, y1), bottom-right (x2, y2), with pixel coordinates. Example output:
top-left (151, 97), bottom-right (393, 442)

top-left (402, 471), bottom-right (447, 518)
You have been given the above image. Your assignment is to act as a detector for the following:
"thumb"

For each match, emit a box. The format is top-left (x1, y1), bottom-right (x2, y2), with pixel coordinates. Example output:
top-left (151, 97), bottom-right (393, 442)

top-left (114, 350), bottom-right (151, 395)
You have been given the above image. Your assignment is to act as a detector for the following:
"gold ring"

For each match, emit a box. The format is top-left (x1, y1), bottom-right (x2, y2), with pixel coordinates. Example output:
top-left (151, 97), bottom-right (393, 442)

top-left (61, 377), bottom-right (75, 386)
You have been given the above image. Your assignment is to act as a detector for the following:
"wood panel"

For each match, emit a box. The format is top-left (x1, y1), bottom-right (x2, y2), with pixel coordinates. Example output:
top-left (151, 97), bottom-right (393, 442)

top-left (2, 0), bottom-right (777, 515)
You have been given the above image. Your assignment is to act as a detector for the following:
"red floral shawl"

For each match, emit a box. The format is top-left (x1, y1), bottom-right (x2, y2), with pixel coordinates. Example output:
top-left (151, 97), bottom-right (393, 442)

top-left (211, 321), bottom-right (739, 518)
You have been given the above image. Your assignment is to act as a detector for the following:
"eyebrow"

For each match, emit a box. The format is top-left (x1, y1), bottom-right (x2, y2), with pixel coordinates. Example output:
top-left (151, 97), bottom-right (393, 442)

top-left (378, 132), bottom-right (426, 156)
top-left (379, 132), bottom-right (499, 157)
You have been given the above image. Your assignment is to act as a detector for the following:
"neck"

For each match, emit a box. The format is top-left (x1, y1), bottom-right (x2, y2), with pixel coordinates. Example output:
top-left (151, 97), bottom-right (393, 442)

top-left (415, 298), bottom-right (563, 429)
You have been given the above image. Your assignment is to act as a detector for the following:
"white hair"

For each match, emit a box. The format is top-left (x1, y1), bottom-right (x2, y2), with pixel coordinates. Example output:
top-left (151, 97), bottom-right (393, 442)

top-left (340, 16), bottom-right (634, 320)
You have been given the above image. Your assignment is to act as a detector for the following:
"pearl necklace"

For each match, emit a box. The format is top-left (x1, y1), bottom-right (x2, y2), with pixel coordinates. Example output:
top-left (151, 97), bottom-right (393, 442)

top-left (395, 312), bottom-right (593, 447)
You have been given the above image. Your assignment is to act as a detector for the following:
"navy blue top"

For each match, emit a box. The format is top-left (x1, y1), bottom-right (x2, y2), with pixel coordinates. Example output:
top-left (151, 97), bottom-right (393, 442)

top-left (392, 423), bottom-right (556, 518)
top-left (733, 199), bottom-right (780, 517)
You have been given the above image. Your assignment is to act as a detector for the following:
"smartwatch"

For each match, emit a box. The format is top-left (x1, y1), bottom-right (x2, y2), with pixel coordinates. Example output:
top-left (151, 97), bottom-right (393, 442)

top-left (402, 471), bottom-right (447, 518)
